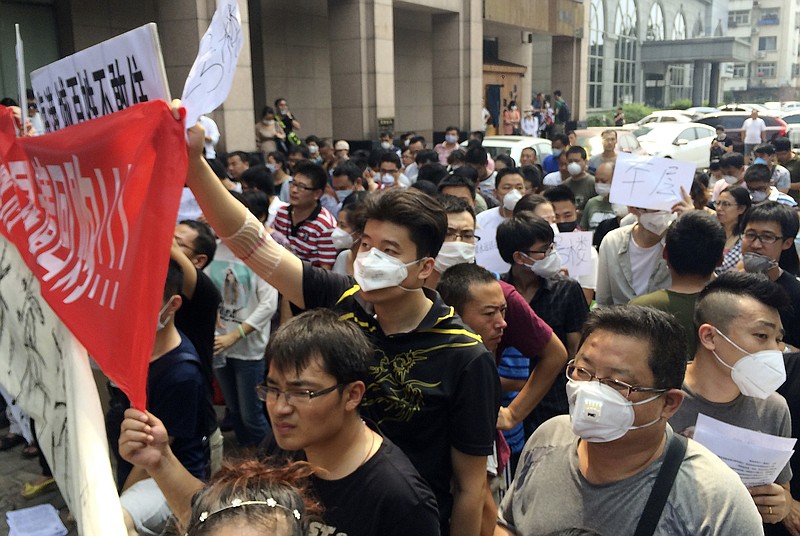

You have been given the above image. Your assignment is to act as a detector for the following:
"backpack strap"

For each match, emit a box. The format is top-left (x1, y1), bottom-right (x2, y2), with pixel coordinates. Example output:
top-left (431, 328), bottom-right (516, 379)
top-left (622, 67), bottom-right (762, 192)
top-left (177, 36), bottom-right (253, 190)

top-left (632, 433), bottom-right (688, 536)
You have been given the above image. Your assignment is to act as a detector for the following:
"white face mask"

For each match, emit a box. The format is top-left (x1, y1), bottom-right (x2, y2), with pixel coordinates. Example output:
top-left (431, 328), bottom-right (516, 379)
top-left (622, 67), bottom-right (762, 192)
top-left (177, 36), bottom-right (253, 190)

top-left (353, 248), bottom-right (421, 292)
top-left (612, 203), bottom-right (629, 218)
top-left (750, 190), bottom-right (769, 203)
top-left (380, 173), bottom-right (396, 186)
top-left (308, 145), bottom-right (319, 154)
top-left (523, 250), bottom-right (561, 278)
top-left (595, 183), bottom-right (612, 197)
top-left (445, 134), bottom-right (458, 144)
top-left (567, 379), bottom-right (663, 442)
top-left (503, 188), bottom-right (524, 211)
top-left (723, 174), bottom-right (740, 185)
top-left (380, 141), bottom-right (392, 150)
top-left (335, 189), bottom-right (353, 203)
top-left (156, 299), bottom-right (173, 331)
top-left (742, 252), bottom-right (779, 274)
top-left (331, 227), bottom-right (354, 250)
top-left (567, 162), bottom-right (583, 176)
top-left (638, 211), bottom-right (674, 235)
top-left (267, 163), bottom-right (279, 173)
top-left (711, 328), bottom-right (786, 399)
top-left (434, 241), bottom-right (476, 273)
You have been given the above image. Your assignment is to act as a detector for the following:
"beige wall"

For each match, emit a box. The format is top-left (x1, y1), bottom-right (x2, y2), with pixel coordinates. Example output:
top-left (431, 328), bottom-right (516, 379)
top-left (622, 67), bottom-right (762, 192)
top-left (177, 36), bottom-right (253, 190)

top-left (394, 8), bottom-right (434, 139)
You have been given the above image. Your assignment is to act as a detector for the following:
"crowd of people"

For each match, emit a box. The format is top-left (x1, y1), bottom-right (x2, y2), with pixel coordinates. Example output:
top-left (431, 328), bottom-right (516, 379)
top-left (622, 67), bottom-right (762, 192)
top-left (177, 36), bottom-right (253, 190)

top-left (4, 93), bottom-right (800, 536)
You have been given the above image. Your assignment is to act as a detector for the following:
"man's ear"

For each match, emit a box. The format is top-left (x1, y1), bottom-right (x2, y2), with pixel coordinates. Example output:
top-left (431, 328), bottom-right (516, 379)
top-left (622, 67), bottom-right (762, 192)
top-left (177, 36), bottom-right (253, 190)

top-left (697, 323), bottom-right (717, 352)
top-left (193, 254), bottom-right (208, 269)
top-left (416, 256), bottom-right (436, 281)
top-left (660, 388), bottom-right (685, 420)
top-left (344, 381), bottom-right (366, 411)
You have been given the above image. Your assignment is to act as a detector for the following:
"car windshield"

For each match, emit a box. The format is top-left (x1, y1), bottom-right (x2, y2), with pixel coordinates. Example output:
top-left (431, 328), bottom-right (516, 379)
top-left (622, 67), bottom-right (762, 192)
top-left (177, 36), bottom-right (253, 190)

top-left (482, 146), bottom-right (512, 159)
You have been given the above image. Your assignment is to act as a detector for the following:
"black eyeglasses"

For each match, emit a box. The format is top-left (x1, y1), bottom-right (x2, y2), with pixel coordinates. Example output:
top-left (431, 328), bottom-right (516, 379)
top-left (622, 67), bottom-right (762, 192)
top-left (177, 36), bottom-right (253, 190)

top-left (256, 383), bottom-right (344, 405)
top-left (445, 230), bottom-right (480, 242)
top-left (741, 231), bottom-right (783, 245)
top-left (521, 244), bottom-right (554, 261)
top-left (289, 181), bottom-right (317, 191)
top-left (565, 360), bottom-right (668, 400)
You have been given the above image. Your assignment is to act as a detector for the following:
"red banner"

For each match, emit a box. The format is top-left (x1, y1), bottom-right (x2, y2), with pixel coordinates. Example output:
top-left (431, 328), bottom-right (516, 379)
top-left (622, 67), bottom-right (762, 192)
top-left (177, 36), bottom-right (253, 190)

top-left (0, 101), bottom-right (187, 409)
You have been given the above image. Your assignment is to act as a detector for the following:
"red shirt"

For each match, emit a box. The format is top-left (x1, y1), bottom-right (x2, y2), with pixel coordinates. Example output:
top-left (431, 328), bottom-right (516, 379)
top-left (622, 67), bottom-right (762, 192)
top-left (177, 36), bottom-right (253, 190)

top-left (273, 203), bottom-right (337, 267)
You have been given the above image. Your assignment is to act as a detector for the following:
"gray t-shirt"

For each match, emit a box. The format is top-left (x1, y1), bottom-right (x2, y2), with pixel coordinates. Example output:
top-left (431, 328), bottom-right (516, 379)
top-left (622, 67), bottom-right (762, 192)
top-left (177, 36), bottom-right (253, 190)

top-left (498, 415), bottom-right (763, 535)
top-left (669, 383), bottom-right (792, 484)
top-left (562, 174), bottom-right (596, 212)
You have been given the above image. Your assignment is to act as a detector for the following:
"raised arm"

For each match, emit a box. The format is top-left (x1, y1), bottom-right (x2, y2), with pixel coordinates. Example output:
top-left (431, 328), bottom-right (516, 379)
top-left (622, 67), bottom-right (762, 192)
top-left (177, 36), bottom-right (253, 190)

top-left (174, 102), bottom-right (306, 308)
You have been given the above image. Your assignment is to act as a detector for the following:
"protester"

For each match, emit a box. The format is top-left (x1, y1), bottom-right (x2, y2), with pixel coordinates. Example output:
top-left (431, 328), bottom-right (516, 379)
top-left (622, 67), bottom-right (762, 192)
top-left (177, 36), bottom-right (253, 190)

top-left (714, 186), bottom-right (751, 275)
top-left (580, 161), bottom-right (616, 230)
top-left (475, 168), bottom-right (527, 273)
top-left (434, 126), bottom-right (461, 165)
top-left (255, 106), bottom-right (286, 156)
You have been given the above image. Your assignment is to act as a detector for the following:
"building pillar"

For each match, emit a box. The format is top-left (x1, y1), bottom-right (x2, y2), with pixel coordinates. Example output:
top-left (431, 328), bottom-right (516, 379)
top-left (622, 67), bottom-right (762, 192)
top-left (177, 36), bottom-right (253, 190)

top-left (601, 35), bottom-right (617, 109)
top-left (709, 62), bottom-right (720, 107)
top-left (431, 12), bottom-right (463, 132)
top-left (552, 35), bottom-right (580, 118)
top-left (692, 60), bottom-right (705, 106)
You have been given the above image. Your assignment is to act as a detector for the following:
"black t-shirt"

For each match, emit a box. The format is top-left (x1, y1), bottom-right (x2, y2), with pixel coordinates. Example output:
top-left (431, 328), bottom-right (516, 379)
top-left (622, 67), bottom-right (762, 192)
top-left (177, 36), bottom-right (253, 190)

top-left (112, 332), bottom-right (216, 485)
top-left (300, 262), bottom-right (500, 530)
top-left (777, 271), bottom-right (800, 349)
top-left (260, 422), bottom-right (440, 536)
top-left (771, 352), bottom-right (800, 536)
top-left (174, 269), bottom-right (221, 385)
top-left (593, 217), bottom-right (621, 249)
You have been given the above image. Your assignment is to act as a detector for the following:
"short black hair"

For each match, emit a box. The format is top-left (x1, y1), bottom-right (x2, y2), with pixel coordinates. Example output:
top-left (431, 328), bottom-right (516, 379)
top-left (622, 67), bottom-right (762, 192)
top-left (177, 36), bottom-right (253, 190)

top-left (331, 161), bottom-right (363, 185)
top-left (227, 151), bottom-right (249, 164)
top-left (241, 165), bottom-right (275, 196)
top-left (465, 146), bottom-right (488, 166)
top-left (754, 143), bottom-right (775, 156)
top-left (447, 149), bottom-right (467, 166)
top-left (741, 200), bottom-right (800, 240)
top-left (566, 146), bottom-right (587, 160)
top-left (437, 263), bottom-right (498, 317)
top-left (378, 151), bottom-right (402, 169)
top-left (719, 186), bottom-right (752, 236)
top-left (543, 185), bottom-right (576, 205)
top-left (438, 173), bottom-right (477, 199)
top-left (580, 305), bottom-right (688, 389)
top-left (260, 105), bottom-right (275, 118)
top-left (410, 180), bottom-right (438, 196)
top-left (494, 154), bottom-right (516, 169)
top-left (495, 167), bottom-right (525, 189)
top-left (164, 259), bottom-right (184, 301)
top-left (363, 188), bottom-right (447, 258)
top-left (664, 211), bottom-right (725, 277)
top-left (417, 163), bottom-right (448, 185)
top-left (293, 161), bottom-right (328, 190)
top-left (288, 145), bottom-right (310, 159)
top-left (267, 151), bottom-right (288, 172)
top-left (451, 165), bottom-right (479, 184)
top-left (773, 137), bottom-right (792, 152)
top-left (266, 309), bottom-right (371, 386)
top-left (273, 97), bottom-right (287, 108)
top-left (242, 190), bottom-right (270, 222)
top-left (719, 152), bottom-right (744, 169)
top-left (497, 212), bottom-right (554, 264)
top-left (340, 191), bottom-right (369, 233)
top-left (744, 163), bottom-right (771, 185)
top-left (445, 126), bottom-right (459, 134)
top-left (521, 165), bottom-right (543, 191)
top-left (695, 272), bottom-right (790, 333)
top-left (409, 135), bottom-right (426, 146)
top-left (551, 134), bottom-right (570, 147)
top-left (179, 219), bottom-right (218, 267)
top-left (437, 193), bottom-right (476, 221)
top-left (415, 150), bottom-right (439, 167)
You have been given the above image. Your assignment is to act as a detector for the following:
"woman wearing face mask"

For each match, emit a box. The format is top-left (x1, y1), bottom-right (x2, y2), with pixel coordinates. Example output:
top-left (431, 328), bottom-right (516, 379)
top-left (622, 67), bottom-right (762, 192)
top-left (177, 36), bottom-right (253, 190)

top-left (496, 212), bottom-right (589, 432)
top-left (266, 151), bottom-right (292, 199)
top-left (332, 192), bottom-right (368, 276)
top-left (503, 101), bottom-right (521, 135)
top-left (255, 106), bottom-right (286, 156)
top-left (714, 186), bottom-right (751, 275)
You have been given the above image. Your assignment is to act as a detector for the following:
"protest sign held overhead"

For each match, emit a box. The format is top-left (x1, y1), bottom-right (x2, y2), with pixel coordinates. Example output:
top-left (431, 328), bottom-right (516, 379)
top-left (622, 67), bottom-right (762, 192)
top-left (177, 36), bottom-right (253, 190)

top-left (182, 0), bottom-right (244, 128)
top-left (29, 23), bottom-right (170, 133)
top-left (609, 152), bottom-right (695, 212)
top-left (0, 100), bottom-right (187, 410)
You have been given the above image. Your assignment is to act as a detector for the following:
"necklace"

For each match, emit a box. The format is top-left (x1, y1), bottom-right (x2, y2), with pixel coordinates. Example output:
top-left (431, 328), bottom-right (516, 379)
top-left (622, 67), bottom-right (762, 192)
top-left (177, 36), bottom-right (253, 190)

top-left (358, 422), bottom-right (377, 469)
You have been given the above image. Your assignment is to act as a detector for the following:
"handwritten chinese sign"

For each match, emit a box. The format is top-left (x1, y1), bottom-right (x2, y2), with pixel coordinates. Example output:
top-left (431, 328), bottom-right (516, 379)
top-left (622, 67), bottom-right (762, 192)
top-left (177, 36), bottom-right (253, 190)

top-left (30, 24), bottom-right (170, 133)
top-left (609, 153), bottom-right (695, 211)
top-left (554, 231), bottom-right (593, 277)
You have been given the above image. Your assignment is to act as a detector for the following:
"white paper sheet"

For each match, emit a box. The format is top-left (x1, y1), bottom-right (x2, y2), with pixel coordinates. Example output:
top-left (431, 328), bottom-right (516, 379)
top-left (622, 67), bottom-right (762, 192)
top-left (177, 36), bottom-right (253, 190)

top-left (7, 503), bottom-right (67, 536)
top-left (181, 0), bottom-right (244, 128)
top-left (609, 152), bottom-right (695, 211)
top-left (692, 413), bottom-right (796, 487)
top-left (554, 231), bottom-right (594, 277)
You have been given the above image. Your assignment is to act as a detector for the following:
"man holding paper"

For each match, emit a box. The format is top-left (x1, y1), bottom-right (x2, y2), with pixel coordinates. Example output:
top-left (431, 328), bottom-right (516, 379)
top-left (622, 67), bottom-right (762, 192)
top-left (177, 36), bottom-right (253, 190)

top-left (669, 272), bottom-right (793, 528)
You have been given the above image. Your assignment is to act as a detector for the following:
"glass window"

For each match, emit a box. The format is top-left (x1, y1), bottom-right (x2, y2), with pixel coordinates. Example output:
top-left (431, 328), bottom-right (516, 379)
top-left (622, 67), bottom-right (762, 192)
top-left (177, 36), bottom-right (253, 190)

top-left (589, 0), bottom-right (605, 109)
top-left (647, 4), bottom-right (665, 41)
top-left (672, 13), bottom-right (687, 40)
top-left (757, 63), bottom-right (777, 78)
top-left (728, 10), bottom-right (750, 26)
top-left (758, 37), bottom-right (777, 51)
top-left (613, 0), bottom-right (637, 106)
top-left (732, 63), bottom-right (747, 78)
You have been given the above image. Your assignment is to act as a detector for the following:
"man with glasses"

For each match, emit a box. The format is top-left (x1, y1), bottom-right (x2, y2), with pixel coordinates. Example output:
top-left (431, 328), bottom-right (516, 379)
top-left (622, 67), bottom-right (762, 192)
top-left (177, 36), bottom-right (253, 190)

top-left (496, 305), bottom-right (762, 535)
top-left (740, 201), bottom-right (800, 349)
top-left (272, 161), bottom-right (337, 269)
top-left (670, 272), bottom-right (792, 529)
top-left (118, 309), bottom-right (440, 535)
top-left (376, 151), bottom-right (408, 189)
top-left (497, 212), bottom-right (588, 437)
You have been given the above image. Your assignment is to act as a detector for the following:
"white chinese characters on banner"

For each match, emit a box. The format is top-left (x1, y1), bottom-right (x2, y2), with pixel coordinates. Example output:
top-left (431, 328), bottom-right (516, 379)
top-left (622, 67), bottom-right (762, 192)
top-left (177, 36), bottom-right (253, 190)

top-left (182, 0), bottom-right (244, 128)
top-left (609, 153), bottom-right (695, 212)
top-left (29, 23), bottom-right (170, 133)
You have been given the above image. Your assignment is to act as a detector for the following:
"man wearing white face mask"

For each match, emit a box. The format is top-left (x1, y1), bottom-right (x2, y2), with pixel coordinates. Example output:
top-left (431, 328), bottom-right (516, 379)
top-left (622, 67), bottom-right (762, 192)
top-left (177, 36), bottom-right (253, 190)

top-left (670, 272), bottom-right (793, 528)
top-left (561, 146), bottom-right (595, 212)
top-left (475, 168), bottom-right (527, 273)
top-left (496, 305), bottom-right (762, 535)
top-left (595, 203), bottom-right (673, 305)
top-left (712, 152), bottom-right (746, 203)
top-left (434, 126), bottom-right (461, 165)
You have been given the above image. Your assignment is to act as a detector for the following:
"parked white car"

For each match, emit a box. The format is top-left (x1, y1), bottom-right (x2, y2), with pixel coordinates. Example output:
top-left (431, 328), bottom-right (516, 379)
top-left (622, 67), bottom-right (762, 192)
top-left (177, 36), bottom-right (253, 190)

top-left (634, 110), bottom-right (693, 126)
top-left (781, 112), bottom-right (800, 147)
top-left (636, 123), bottom-right (717, 168)
top-left (461, 136), bottom-right (553, 165)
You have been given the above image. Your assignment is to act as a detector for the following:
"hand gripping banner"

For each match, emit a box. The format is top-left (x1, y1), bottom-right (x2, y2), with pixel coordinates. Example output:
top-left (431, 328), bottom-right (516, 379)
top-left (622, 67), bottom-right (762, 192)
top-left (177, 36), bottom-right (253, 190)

top-left (0, 100), bottom-right (187, 409)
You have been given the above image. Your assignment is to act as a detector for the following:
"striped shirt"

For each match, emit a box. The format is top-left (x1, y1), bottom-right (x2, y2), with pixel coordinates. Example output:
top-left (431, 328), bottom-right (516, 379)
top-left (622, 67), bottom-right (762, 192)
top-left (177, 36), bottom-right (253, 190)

top-left (273, 203), bottom-right (337, 267)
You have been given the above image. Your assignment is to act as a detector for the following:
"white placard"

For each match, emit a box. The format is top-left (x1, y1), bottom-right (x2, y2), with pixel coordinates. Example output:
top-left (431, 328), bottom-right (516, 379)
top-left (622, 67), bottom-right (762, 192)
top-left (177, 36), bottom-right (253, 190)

top-left (692, 413), bottom-right (795, 487)
top-left (554, 231), bottom-right (593, 277)
top-left (30, 23), bottom-right (170, 133)
top-left (15, 24), bottom-right (27, 134)
top-left (609, 152), bottom-right (695, 211)
top-left (182, 0), bottom-right (244, 128)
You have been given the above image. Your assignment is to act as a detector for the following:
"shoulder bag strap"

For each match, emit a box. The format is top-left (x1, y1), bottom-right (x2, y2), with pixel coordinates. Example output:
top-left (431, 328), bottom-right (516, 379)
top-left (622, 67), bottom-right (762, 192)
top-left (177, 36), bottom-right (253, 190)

top-left (632, 433), bottom-right (688, 536)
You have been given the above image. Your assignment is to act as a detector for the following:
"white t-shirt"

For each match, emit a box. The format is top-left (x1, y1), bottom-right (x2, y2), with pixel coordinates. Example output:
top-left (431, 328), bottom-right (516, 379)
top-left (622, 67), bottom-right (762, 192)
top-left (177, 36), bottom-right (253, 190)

top-left (543, 171), bottom-right (563, 186)
top-left (628, 233), bottom-right (664, 297)
top-left (575, 246), bottom-right (599, 291)
top-left (742, 117), bottom-right (766, 144)
top-left (475, 207), bottom-right (511, 274)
